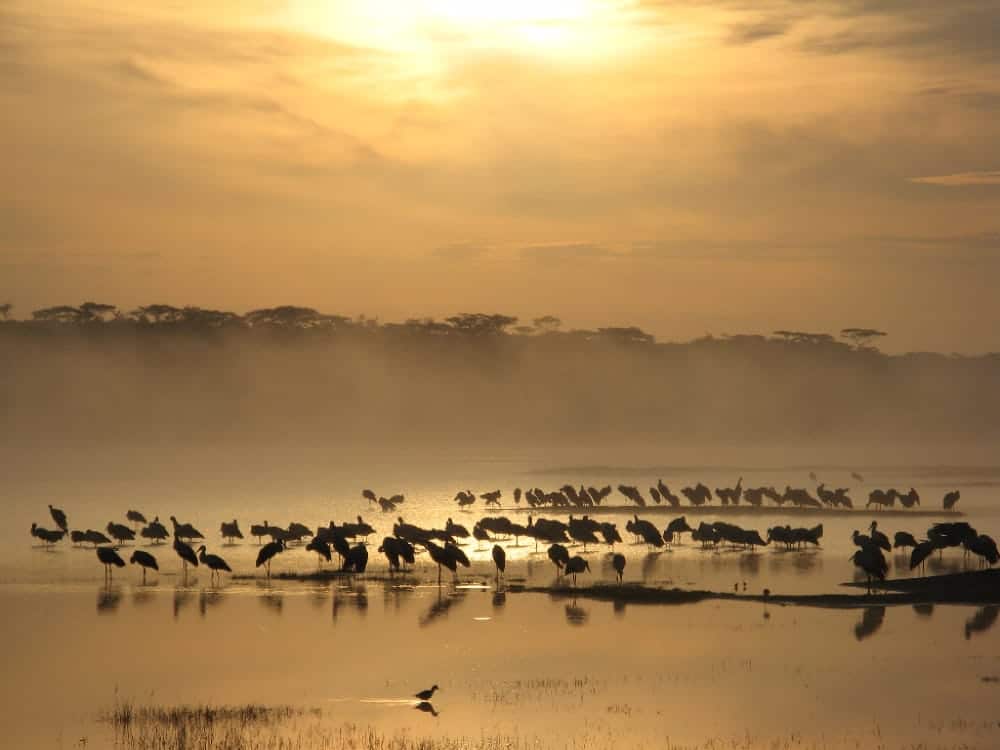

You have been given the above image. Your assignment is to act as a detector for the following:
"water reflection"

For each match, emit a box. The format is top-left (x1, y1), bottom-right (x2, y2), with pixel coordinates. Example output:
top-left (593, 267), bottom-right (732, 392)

top-left (414, 701), bottom-right (439, 717)
top-left (613, 599), bottom-right (626, 618)
top-left (173, 589), bottom-right (193, 620)
top-left (97, 585), bottom-right (122, 614)
top-left (738, 553), bottom-right (761, 576)
top-left (912, 603), bottom-right (934, 618)
top-left (640, 552), bottom-right (662, 582)
top-left (854, 606), bottom-right (886, 641)
top-left (419, 587), bottom-right (466, 627)
top-left (198, 589), bottom-right (224, 618)
top-left (131, 587), bottom-right (156, 608)
top-left (964, 605), bottom-right (999, 640)
top-left (564, 599), bottom-right (588, 626)
top-left (492, 590), bottom-right (506, 609)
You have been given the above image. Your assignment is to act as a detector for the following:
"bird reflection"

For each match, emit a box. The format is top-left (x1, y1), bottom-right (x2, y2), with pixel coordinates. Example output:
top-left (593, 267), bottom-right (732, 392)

top-left (738, 554), bottom-right (760, 576)
top-left (198, 589), bottom-right (224, 618)
top-left (414, 701), bottom-right (438, 717)
top-left (260, 592), bottom-right (284, 614)
top-left (97, 585), bottom-right (122, 614)
top-left (912, 603), bottom-right (934, 618)
top-left (419, 586), bottom-right (466, 627)
top-left (492, 590), bottom-right (506, 609)
top-left (964, 605), bottom-right (999, 640)
top-left (927, 556), bottom-right (964, 576)
top-left (613, 599), bottom-right (626, 618)
top-left (854, 606), bottom-right (886, 641)
top-left (131, 588), bottom-right (155, 608)
top-left (641, 552), bottom-right (661, 582)
top-left (564, 598), bottom-right (588, 626)
top-left (173, 589), bottom-right (193, 620)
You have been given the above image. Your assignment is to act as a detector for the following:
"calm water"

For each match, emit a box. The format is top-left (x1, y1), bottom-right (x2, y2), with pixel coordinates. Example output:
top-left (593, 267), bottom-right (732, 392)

top-left (5, 462), bottom-right (1000, 748)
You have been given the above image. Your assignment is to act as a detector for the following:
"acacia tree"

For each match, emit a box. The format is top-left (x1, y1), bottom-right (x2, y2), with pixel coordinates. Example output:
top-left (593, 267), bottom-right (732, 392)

top-left (840, 328), bottom-right (888, 350)
top-left (772, 330), bottom-right (836, 345)
top-left (32, 305), bottom-right (84, 323)
top-left (445, 313), bottom-right (518, 336)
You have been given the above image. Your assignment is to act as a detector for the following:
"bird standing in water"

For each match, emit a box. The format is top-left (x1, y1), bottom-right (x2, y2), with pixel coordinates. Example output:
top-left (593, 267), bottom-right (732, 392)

top-left (612, 553), bottom-right (626, 584)
top-left (492, 544), bottom-right (506, 580)
top-left (415, 684), bottom-right (439, 701)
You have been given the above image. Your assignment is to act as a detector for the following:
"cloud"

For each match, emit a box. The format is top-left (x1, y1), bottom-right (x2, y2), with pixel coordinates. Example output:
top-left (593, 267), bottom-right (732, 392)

top-left (910, 171), bottom-right (1000, 187)
top-left (727, 20), bottom-right (793, 45)
top-left (431, 243), bottom-right (491, 261)
top-left (519, 243), bottom-right (618, 263)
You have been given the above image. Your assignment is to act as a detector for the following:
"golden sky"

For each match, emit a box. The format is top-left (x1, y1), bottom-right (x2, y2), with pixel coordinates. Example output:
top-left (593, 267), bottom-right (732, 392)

top-left (3, 0), bottom-right (1000, 351)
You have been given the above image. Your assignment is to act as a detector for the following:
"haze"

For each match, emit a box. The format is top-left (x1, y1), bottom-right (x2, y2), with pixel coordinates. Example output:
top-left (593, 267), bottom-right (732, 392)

top-left (4, 0), bottom-right (1000, 353)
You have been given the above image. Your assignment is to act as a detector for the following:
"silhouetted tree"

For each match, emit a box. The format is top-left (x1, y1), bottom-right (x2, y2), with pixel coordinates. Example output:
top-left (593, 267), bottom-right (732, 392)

top-left (32, 305), bottom-right (84, 323)
top-left (445, 313), bottom-right (518, 336)
top-left (79, 302), bottom-right (118, 322)
top-left (841, 328), bottom-right (888, 350)
top-left (772, 330), bottom-right (836, 345)
top-left (595, 326), bottom-right (655, 345)
top-left (533, 315), bottom-right (562, 332)
top-left (245, 306), bottom-right (348, 329)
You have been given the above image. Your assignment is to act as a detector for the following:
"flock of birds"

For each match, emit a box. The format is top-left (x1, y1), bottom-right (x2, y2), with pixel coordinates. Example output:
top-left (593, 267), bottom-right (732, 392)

top-left (442, 480), bottom-right (960, 511)
top-left (26, 482), bottom-right (993, 594)
top-left (849, 520), bottom-right (998, 592)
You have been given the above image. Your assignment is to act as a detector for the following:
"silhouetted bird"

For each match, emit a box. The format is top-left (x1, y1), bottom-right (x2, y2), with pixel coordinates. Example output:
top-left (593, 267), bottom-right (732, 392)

top-left (174, 537), bottom-right (199, 571)
top-left (599, 522), bottom-right (622, 548)
top-left (362, 489), bottom-right (377, 502)
top-left (84, 529), bottom-right (112, 547)
top-left (30, 523), bottom-right (65, 546)
top-left (256, 539), bottom-right (285, 577)
top-left (49, 505), bottom-right (68, 533)
top-left (343, 543), bottom-right (369, 573)
top-left (472, 523), bottom-right (491, 549)
top-left (97, 546), bottom-right (126, 579)
top-left (965, 534), bottom-right (999, 567)
top-left (423, 541), bottom-right (458, 584)
top-left (307, 536), bottom-right (332, 565)
top-left (141, 517), bottom-right (169, 544)
top-left (565, 555), bottom-right (590, 586)
top-left (106, 522), bottom-right (135, 545)
top-left (893, 531), bottom-right (918, 550)
top-left (612, 553), bottom-right (626, 584)
top-left (197, 546), bottom-right (232, 580)
top-left (415, 685), bottom-right (439, 701)
top-left (548, 543), bottom-right (570, 573)
top-left (942, 490), bottom-right (961, 510)
top-left (909, 539), bottom-right (937, 573)
top-left (851, 472), bottom-right (865, 482)
top-left (492, 544), bottom-right (506, 579)
top-left (220, 519), bottom-right (243, 542)
top-left (126, 509), bottom-right (147, 526)
top-left (170, 516), bottom-right (204, 541)
top-left (445, 518), bottom-right (470, 539)
top-left (129, 550), bottom-right (158, 583)
top-left (70, 530), bottom-right (87, 546)
top-left (851, 545), bottom-right (888, 594)
top-left (868, 521), bottom-right (891, 551)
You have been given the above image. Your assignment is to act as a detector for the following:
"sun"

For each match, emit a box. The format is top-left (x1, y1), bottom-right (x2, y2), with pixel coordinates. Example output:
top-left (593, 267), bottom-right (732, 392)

top-left (279, 0), bottom-right (623, 59)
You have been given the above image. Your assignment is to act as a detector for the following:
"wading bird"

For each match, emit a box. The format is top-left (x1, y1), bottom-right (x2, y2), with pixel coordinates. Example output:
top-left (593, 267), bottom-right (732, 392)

top-left (30, 523), bottom-right (65, 547)
top-left (565, 555), bottom-right (590, 586)
top-left (174, 537), bottom-right (199, 573)
top-left (492, 544), bottom-right (506, 579)
top-left (851, 544), bottom-right (888, 594)
top-left (220, 520), bottom-right (243, 543)
top-left (612, 553), bottom-right (626, 584)
top-left (415, 685), bottom-right (439, 701)
top-left (97, 546), bottom-right (126, 580)
top-left (256, 539), bottom-right (285, 578)
top-left (106, 522), bottom-right (135, 545)
top-left (197, 546), bottom-right (232, 581)
top-left (141, 517), bottom-right (169, 544)
top-left (129, 550), bottom-right (158, 583)
top-left (126, 510), bottom-right (147, 527)
top-left (49, 505), bottom-right (68, 533)
top-left (170, 516), bottom-right (204, 542)
top-left (548, 543), bottom-right (570, 574)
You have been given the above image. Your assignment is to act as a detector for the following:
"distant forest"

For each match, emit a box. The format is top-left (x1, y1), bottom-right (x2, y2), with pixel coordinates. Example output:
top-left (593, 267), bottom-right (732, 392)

top-left (2, 301), bottom-right (999, 454)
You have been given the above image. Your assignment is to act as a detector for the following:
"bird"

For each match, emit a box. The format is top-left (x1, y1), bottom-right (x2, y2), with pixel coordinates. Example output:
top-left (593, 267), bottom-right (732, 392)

top-left (30, 523), bottom-right (65, 546)
top-left (173, 537), bottom-right (199, 573)
top-left (84, 529), bottom-right (112, 547)
top-left (415, 685), bottom-right (439, 701)
top-left (472, 523), bottom-right (491, 550)
top-left (48, 505), bottom-right (68, 533)
top-left (548, 543), bottom-right (570, 574)
top-left (140, 517), bottom-right (169, 544)
top-left (612, 553), bottom-right (626, 584)
top-left (869, 521), bottom-right (891, 551)
top-left (851, 545), bottom-right (888, 594)
top-left (909, 539), bottom-right (937, 573)
top-left (492, 544), bottom-right (506, 579)
top-left (170, 516), bottom-right (204, 542)
top-left (220, 520), bottom-right (243, 543)
top-left (965, 535), bottom-right (999, 568)
top-left (106, 522), bottom-right (135, 545)
top-left (126, 509), bottom-right (147, 527)
top-left (256, 539), bottom-right (285, 578)
top-left (445, 518), bottom-right (470, 540)
top-left (362, 489), bottom-right (377, 503)
top-left (943, 490), bottom-right (961, 510)
top-left (129, 550), bottom-right (158, 583)
top-left (565, 555), bottom-right (590, 586)
top-left (893, 531), bottom-right (918, 550)
top-left (851, 472), bottom-right (865, 482)
top-left (343, 543), bottom-right (369, 573)
top-left (197, 546), bottom-right (232, 580)
top-left (97, 546), bottom-right (126, 580)
top-left (306, 536), bottom-right (332, 566)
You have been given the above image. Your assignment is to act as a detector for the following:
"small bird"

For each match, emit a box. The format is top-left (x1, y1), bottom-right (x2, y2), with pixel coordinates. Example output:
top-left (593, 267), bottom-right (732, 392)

top-left (129, 550), bottom-right (158, 583)
top-left (612, 553), bottom-right (626, 584)
top-left (415, 684), bottom-right (439, 701)
top-left (565, 555), bottom-right (590, 586)
top-left (492, 544), bottom-right (506, 579)
top-left (97, 546), bottom-right (126, 579)
top-left (126, 510), bottom-right (147, 527)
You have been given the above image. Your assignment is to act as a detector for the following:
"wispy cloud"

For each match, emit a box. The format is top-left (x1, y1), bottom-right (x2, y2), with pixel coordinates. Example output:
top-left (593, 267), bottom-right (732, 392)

top-left (911, 171), bottom-right (1000, 186)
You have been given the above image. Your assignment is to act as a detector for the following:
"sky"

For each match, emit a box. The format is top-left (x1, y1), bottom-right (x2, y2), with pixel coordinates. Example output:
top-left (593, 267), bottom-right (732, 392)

top-left (3, 0), bottom-right (1000, 352)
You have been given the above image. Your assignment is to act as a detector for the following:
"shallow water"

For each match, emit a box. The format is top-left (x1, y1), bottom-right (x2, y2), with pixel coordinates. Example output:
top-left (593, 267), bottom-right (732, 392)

top-left (5, 462), bottom-right (1000, 748)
